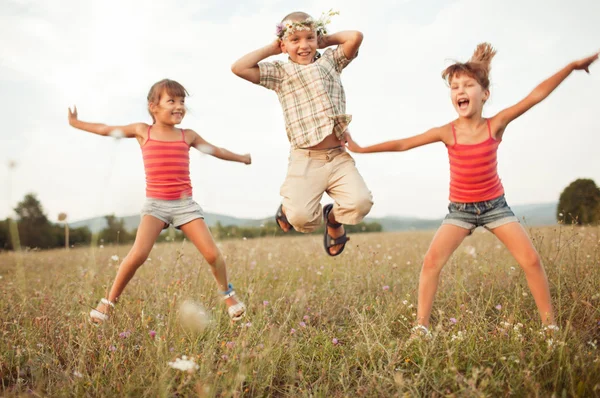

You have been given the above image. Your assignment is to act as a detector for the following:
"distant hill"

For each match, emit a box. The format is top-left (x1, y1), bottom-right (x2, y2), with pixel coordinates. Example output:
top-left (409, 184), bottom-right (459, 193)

top-left (69, 202), bottom-right (558, 233)
top-left (69, 212), bottom-right (268, 233)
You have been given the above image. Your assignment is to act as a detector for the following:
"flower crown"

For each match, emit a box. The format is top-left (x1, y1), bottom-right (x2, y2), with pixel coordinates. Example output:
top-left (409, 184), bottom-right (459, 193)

top-left (275, 10), bottom-right (339, 40)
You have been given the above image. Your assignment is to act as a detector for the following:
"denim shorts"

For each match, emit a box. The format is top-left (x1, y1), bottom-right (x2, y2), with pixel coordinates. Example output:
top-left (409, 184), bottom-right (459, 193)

top-left (140, 197), bottom-right (204, 229)
top-left (442, 194), bottom-right (519, 233)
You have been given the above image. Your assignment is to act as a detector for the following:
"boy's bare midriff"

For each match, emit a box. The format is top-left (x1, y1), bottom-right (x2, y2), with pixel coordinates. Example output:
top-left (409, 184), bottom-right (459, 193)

top-left (307, 133), bottom-right (345, 150)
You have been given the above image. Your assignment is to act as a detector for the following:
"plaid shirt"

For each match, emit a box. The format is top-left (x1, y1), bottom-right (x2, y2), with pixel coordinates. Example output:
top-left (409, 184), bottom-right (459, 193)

top-left (258, 46), bottom-right (355, 149)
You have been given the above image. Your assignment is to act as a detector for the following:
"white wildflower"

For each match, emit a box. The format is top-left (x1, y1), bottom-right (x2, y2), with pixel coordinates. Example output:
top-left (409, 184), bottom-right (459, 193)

top-left (168, 356), bottom-right (199, 372)
top-left (588, 340), bottom-right (597, 350)
top-left (451, 331), bottom-right (465, 342)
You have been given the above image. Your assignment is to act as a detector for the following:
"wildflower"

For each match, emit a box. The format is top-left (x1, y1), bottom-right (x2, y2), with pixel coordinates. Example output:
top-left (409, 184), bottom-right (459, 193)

top-left (290, 328), bottom-right (296, 335)
top-left (588, 340), bottom-right (598, 350)
top-left (332, 338), bottom-right (339, 345)
top-left (244, 322), bottom-right (252, 328)
top-left (226, 341), bottom-right (235, 349)
top-left (149, 330), bottom-right (157, 339)
top-left (119, 331), bottom-right (131, 339)
top-left (168, 356), bottom-right (199, 372)
top-left (449, 318), bottom-right (457, 324)
top-left (73, 371), bottom-right (83, 378)
top-left (402, 300), bottom-right (408, 305)
top-left (451, 331), bottom-right (465, 342)
top-left (303, 315), bottom-right (310, 321)
top-left (299, 321), bottom-right (307, 328)
top-left (382, 285), bottom-right (390, 291)
top-left (111, 255), bottom-right (119, 261)
top-left (109, 345), bottom-right (117, 352)
top-left (263, 301), bottom-right (269, 306)
top-left (495, 304), bottom-right (502, 310)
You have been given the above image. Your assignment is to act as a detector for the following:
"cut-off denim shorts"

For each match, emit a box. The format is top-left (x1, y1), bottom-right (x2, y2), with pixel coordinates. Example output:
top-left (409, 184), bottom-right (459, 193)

top-left (442, 194), bottom-right (519, 233)
top-left (140, 197), bottom-right (204, 229)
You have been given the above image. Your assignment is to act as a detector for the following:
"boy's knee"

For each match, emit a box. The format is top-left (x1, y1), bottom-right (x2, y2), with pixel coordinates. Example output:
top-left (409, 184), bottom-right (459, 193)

top-left (286, 208), bottom-right (319, 232)
top-left (354, 195), bottom-right (373, 218)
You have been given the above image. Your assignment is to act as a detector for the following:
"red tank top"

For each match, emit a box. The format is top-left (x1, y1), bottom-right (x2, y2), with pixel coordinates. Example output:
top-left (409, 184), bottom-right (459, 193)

top-left (446, 119), bottom-right (504, 203)
top-left (141, 126), bottom-right (192, 200)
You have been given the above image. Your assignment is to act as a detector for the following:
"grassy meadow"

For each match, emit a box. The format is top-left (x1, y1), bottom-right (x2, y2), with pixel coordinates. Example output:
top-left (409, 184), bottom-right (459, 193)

top-left (1, 225), bottom-right (600, 397)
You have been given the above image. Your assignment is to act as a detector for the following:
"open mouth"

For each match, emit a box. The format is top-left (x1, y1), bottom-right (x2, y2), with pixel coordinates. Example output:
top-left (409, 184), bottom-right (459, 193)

top-left (457, 99), bottom-right (470, 110)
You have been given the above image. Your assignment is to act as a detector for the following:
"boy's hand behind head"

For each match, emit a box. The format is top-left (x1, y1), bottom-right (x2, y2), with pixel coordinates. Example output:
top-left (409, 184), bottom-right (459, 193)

top-left (270, 39), bottom-right (283, 56)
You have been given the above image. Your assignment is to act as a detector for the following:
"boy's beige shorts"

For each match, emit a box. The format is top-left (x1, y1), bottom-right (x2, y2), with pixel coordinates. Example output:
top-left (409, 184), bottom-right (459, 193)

top-left (280, 146), bottom-right (373, 233)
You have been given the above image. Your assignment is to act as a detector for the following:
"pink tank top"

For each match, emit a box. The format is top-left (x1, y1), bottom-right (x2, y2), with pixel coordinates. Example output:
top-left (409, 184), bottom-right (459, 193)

top-left (446, 119), bottom-right (504, 203)
top-left (141, 126), bottom-right (192, 200)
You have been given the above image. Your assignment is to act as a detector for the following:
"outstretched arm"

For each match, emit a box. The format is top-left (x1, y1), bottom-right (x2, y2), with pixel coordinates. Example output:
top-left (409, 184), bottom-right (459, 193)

top-left (345, 127), bottom-right (445, 154)
top-left (231, 40), bottom-right (282, 84)
top-left (319, 30), bottom-right (363, 59)
top-left (190, 131), bottom-right (251, 164)
top-left (493, 52), bottom-right (598, 137)
top-left (67, 106), bottom-right (145, 138)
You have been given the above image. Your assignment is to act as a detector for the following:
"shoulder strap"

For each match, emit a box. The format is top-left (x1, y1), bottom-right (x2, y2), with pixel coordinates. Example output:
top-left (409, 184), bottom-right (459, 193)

top-left (451, 123), bottom-right (458, 145)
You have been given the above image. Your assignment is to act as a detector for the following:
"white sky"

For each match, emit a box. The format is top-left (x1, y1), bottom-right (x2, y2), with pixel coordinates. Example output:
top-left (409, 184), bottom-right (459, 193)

top-left (1, 0), bottom-right (599, 223)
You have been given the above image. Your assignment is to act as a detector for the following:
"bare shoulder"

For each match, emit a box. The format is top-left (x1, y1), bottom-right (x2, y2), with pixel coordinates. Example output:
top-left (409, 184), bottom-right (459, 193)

top-left (487, 115), bottom-right (507, 140)
top-left (435, 123), bottom-right (454, 146)
top-left (182, 128), bottom-right (200, 145)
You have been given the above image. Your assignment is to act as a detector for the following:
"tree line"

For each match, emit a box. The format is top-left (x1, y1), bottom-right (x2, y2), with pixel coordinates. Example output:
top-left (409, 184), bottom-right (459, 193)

top-left (1, 178), bottom-right (598, 251)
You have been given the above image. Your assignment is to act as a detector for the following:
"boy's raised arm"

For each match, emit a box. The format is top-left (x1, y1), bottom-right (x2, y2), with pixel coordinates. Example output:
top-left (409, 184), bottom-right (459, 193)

top-left (319, 31), bottom-right (363, 60)
top-left (231, 40), bottom-right (282, 84)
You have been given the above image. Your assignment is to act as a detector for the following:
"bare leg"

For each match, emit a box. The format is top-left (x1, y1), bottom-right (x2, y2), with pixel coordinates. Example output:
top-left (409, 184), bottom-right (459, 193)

top-left (179, 219), bottom-right (242, 311)
top-left (326, 210), bottom-right (346, 255)
top-left (94, 215), bottom-right (165, 316)
top-left (491, 222), bottom-right (555, 325)
top-left (416, 224), bottom-right (471, 327)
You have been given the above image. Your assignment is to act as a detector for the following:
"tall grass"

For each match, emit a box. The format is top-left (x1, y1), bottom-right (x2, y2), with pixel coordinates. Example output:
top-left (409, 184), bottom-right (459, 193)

top-left (1, 225), bottom-right (599, 396)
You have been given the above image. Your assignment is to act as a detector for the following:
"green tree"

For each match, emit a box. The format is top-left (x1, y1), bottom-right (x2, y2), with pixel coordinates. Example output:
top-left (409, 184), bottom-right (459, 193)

top-left (98, 214), bottom-right (134, 244)
top-left (557, 178), bottom-right (600, 225)
top-left (0, 219), bottom-right (10, 250)
top-left (14, 193), bottom-right (56, 249)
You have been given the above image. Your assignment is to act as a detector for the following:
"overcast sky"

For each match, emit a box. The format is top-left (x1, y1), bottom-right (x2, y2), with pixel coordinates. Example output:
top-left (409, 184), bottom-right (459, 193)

top-left (1, 0), bottom-right (598, 223)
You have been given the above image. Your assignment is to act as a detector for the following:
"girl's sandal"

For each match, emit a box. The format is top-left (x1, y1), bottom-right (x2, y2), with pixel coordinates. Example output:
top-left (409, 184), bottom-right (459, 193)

top-left (410, 324), bottom-right (433, 340)
top-left (221, 284), bottom-right (246, 321)
top-left (89, 298), bottom-right (115, 325)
